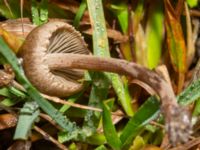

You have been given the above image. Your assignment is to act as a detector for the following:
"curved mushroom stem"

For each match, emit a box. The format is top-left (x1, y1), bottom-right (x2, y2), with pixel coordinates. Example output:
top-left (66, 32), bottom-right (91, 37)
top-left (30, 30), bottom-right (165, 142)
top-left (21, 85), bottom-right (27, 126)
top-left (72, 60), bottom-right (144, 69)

top-left (46, 53), bottom-right (192, 145)
top-left (47, 53), bottom-right (175, 104)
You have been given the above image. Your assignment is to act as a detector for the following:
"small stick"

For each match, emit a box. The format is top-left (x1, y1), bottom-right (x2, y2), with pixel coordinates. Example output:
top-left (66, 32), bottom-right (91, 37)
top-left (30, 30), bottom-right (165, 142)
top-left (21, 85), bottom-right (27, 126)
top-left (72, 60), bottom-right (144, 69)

top-left (34, 126), bottom-right (68, 150)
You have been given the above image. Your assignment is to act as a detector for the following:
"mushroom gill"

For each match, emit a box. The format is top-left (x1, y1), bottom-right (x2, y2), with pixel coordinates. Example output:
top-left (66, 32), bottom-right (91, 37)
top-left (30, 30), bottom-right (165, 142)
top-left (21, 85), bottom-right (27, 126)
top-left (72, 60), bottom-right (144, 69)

top-left (20, 21), bottom-right (89, 97)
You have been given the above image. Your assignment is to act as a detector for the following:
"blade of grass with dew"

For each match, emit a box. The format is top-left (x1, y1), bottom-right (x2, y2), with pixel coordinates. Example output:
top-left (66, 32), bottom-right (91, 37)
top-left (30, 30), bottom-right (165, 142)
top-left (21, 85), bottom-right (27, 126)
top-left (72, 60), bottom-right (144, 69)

top-left (86, 0), bottom-right (134, 117)
top-left (0, 37), bottom-right (89, 141)
top-left (31, 0), bottom-right (40, 25)
top-left (146, 0), bottom-right (164, 69)
top-left (107, 2), bottom-right (134, 114)
top-left (73, 0), bottom-right (87, 29)
top-left (39, 0), bottom-right (48, 24)
top-left (14, 101), bottom-right (40, 139)
top-left (177, 79), bottom-right (200, 105)
top-left (82, 0), bottom-right (131, 138)
top-left (31, 0), bottom-right (48, 25)
top-left (120, 96), bottom-right (160, 149)
top-left (175, 77), bottom-right (200, 115)
top-left (102, 102), bottom-right (122, 150)
top-left (83, 0), bottom-right (113, 133)
top-left (83, 72), bottom-right (110, 131)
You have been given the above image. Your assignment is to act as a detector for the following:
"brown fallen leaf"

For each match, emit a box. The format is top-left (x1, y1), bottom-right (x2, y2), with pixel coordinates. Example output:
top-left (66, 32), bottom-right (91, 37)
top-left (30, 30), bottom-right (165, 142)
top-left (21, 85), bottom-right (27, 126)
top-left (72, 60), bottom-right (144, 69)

top-left (0, 114), bottom-right (17, 130)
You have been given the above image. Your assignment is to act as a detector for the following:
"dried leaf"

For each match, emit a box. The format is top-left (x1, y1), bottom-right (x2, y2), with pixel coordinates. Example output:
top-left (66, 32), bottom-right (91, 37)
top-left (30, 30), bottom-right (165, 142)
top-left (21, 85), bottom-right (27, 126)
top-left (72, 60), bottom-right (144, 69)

top-left (164, 0), bottom-right (187, 73)
top-left (0, 27), bottom-right (23, 53)
top-left (0, 114), bottom-right (17, 130)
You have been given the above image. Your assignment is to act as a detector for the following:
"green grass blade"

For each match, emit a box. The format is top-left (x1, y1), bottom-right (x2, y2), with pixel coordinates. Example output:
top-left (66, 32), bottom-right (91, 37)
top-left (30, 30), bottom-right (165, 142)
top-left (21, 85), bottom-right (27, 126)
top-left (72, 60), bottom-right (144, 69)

top-left (111, 74), bottom-right (134, 116)
top-left (59, 92), bottom-right (84, 113)
top-left (120, 96), bottom-right (160, 149)
top-left (1, 98), bottom-right (20, 106)
top-left (0, 87), bottom-right (11, 97)
top-left (146, 0), bottom-right (164, 69)
top-left (73, 0), bottom-right (87, 29)
top-left (39, 0), bottom-right (48, 24)
top-left (0, 87), bottom-right (26, 106)
top-left (193, 97), bottom-right (200, 116)
top-left (177, 79), bottom-right (200, 105)
top-left (83, 0), bottom-right (112, 132)
top-left (109, 2), bottom-right (128, 34)
top-left (86, 0), bottom-right (133, 117)
top-left (31, 0), bottom-right (48, 25)
top-left (14, 101), bottom-right (40, 139)
top-left (102, 103), bottom-right (122, 150)
top-left (31, 0), bottom-right (40, 25)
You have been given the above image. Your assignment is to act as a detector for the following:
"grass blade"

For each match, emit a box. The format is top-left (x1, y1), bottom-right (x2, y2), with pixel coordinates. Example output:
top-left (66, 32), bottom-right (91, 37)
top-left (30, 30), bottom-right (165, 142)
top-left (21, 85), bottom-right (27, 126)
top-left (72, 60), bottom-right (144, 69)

top-left (39, 0), bottom-right (48, 24)
top-left (146, 0), bottom-right (164, 69)
top-left (73, 0), bottom-right (87, 29)
top-left (102, 102), bottom-right (122, 150)
top-left (178, 79), bottom-right (200, 105)
top-left (86, 0), bottom-right (133, 117)
top-left (31, 0), bottom-right (40, 25)
top-left (120, 96), bottom-right (160, 149)
top-left (14, 101), bottom-right (40, 139)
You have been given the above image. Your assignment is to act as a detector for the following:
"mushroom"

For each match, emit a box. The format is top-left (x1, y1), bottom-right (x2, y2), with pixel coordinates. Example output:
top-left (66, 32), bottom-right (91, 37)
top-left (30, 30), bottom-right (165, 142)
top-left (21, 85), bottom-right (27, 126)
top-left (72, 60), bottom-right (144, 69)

top-left (20, 21), bottom-right (191, 144)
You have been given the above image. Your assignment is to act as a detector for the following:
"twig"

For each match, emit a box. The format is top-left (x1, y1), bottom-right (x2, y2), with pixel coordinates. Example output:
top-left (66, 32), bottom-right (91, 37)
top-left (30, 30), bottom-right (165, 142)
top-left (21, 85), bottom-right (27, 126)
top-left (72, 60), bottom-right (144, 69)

top-left (42, 94), bottom-right (125, 117)
top-left (39, 113), bottom-right (62, 130)
top-left (42, 94), bottom-right (102, 112)
top-left (150, 121), bottom-right (165, 129)
top-left (34, 126), bottom-right (68, 150)
top-left (12, 80), bottom-right (125, 117)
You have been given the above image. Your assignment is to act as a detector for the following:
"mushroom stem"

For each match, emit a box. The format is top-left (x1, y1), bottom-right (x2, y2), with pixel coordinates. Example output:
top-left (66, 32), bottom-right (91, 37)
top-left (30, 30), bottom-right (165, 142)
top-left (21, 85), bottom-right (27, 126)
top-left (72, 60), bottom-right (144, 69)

top-left (47, 53), bottom-right (176, 106)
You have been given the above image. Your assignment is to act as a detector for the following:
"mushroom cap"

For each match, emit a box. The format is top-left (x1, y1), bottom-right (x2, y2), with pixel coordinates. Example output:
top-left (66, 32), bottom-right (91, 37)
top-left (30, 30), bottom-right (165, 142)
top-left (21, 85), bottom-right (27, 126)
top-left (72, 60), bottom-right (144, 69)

top-left (20, 21), bottom-right (89, 97)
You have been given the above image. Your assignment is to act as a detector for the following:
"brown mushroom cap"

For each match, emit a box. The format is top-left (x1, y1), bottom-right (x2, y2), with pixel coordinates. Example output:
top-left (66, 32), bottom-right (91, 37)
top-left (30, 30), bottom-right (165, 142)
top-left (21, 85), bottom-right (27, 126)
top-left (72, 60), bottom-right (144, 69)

top-left (20, 21), bottom-right (89, 97)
